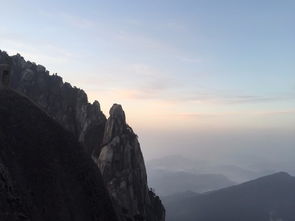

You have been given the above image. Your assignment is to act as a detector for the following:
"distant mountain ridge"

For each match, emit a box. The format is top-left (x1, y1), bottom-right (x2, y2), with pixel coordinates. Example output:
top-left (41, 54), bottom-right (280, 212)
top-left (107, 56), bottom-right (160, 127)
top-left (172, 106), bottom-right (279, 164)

top-left (147, 155), bottom-right (273, 183)
top-left (147, 168), bottom-right (235, 196)
top-left (165, 172), bottom-right (295, 221)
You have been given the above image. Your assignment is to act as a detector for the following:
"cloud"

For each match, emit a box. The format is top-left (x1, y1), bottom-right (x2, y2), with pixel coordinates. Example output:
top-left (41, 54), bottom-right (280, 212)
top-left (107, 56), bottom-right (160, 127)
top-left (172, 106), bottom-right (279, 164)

top-left (38, 10), bottom-right (203, 67)
top-left (167, 92), bottom-right (295, 105)
top-left (176, 112), bottom-right (220, 118)
top-left (86, 63), bottom-right (295, 106)
top-left (174, 109), bottom-right (295, 120)
top-left (107, 89), bottom-right (160, 100)
top-left (251, 109), bottom-right (295, 116)
top-left (124, 19), bottom-right (142, 26)
top-left (0, 31), bottom-right (77, 69)
top-left (176, 56), bottom-right (202, 63)
top-left (60, 13), bottom-right (96, 29)
top-left (38, 10), bottom-right (95, 29)
top-left (85, 62), bottom-right (180, 95)
top-left (223, 95), bottom-right (293, 104)
top-left (115, 31), bottom-right (170, 51)
top-left (165, 21), bottom-right (187, 32)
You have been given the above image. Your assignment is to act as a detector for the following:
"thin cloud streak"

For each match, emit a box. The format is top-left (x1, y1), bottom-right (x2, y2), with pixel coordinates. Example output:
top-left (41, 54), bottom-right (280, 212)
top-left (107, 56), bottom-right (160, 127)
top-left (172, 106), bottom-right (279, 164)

top-left (176, 56), bottom-right (202, 63)
top-left (96, 86), bottom-right (295, 106)
top-left (38, 10), bottom-right (96, 29)
top-left (0, 38), bottom-right (75, 65)
top-left (177, 109), bottom-right (295, 119)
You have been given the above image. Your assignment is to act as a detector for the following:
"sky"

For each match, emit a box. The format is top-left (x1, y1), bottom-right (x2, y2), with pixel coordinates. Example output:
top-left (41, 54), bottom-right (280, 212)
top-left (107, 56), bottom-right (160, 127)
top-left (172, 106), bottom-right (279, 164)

top-left (0, 0), bottom-right (294, 164)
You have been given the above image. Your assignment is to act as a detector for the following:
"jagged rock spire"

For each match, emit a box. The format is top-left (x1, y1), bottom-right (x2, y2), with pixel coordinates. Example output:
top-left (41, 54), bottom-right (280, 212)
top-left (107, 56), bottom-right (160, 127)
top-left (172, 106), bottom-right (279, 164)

top-left (95, 104), bottom-right (165, 221)
top-left (103, 104), bottom-right (126, 144)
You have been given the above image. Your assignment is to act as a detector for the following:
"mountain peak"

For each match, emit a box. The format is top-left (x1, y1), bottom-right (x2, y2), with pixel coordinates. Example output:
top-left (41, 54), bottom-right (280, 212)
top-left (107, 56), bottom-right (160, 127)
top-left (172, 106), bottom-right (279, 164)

top-left (96, 102), bottom-right (165, 221)
top-left (109, 103), bottom-right (126, 122)
top-left (103, 104), bottom-right (126, 144)
top-left (245, 171), bottom-right (292, 184)
top-left (1, 50), bottom-right (165, 221)
top-left (270, 171), bottom-right (290, 177)
top-left (257, 171), bottom-right (291, 183)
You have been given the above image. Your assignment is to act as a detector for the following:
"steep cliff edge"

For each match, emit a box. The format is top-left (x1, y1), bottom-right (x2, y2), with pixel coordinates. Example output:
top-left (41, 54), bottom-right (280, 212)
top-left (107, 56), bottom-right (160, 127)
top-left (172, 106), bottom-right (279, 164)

top-left (0, 51), bottom-right (106, 155)
top-left (0, 50), bottom-right (165, 221)
top-left (0, 89), bottom-right (118, 221)
top-left (93, 104), bottom-right (165, 221)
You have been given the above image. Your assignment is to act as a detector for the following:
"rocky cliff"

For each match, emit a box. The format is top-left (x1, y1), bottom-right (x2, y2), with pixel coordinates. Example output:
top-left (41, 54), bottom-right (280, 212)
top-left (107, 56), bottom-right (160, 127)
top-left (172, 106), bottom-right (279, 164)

top-left (0, 51), bottom-right (106, 155)
top-left (0, 89), bottom-right (118, 221)
top-left (93, 104), bottom-right (165, 221)
top-left (0, 50), bottom-right (165, 221)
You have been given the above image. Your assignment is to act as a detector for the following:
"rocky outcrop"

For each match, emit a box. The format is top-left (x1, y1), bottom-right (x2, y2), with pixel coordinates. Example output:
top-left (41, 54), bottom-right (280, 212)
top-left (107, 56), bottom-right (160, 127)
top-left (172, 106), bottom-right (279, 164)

top-left (0, 50), bottom-right (106, 155)
top-left (0, 89), bottom-right (118, 221)
top-left (93, 104), bottom-right (165, 221)
top-left (0, 50), bottom-right (165, 221)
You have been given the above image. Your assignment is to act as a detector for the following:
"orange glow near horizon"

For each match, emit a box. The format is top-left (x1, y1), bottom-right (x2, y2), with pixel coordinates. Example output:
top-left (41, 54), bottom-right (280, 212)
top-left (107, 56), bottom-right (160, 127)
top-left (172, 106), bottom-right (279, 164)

top-left (87, 89), bottom-right (295, 133)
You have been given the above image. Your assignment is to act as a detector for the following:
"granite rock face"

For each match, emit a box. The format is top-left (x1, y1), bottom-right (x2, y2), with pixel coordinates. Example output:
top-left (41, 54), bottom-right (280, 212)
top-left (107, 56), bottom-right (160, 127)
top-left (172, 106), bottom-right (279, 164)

top-left (0, 50), bottom-right (165, 221)
top-left (93, 104), bottom-right (165, 221)
top-left (0, 50), bottom-right (106, 155)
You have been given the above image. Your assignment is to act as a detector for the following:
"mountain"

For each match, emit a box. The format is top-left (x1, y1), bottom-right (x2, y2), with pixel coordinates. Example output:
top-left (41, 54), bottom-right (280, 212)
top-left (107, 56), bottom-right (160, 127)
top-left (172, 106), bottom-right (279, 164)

top-left (0, 51), bottom-right (106, 155)
top-left (147, 155), bottom-right (205, 172)
top-left (93, 104), bottom-right (165, 221)
top-left (147, 155), bottom-right (271, 183)
top-left (148, 169), bottom-right (235, 196)
top-left (0, 89), bottom-right (117, 221)
top-left (0, 50), bottom-right (165, 221)
top-left (161, 191), bottom-right (200, 204)
top-left (165, 172), bottom-right (295, 221)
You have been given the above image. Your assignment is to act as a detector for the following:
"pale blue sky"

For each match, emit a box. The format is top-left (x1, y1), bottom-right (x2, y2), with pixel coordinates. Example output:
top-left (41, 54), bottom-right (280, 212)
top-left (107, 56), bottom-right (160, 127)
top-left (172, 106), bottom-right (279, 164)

top-left (0, 0), bottom-right (294, 161)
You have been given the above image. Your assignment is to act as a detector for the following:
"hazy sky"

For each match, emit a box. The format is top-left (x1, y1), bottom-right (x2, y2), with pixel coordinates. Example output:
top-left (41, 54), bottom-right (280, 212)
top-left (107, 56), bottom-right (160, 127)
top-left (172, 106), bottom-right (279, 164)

top-left (0, 0), bottom-right (294, 162)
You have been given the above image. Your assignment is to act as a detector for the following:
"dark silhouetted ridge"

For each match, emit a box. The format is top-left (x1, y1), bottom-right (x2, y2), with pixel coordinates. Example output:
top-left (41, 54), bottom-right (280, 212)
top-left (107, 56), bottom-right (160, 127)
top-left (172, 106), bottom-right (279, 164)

top-left (0, 49), bottom-right (165, 221)
top-left (0, 89), bottom-right (118, 221)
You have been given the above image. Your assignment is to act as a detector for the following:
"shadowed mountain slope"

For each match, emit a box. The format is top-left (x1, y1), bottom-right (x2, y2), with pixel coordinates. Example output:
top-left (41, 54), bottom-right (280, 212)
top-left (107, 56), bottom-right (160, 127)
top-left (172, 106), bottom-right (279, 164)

top-left (165, 172), bottom-right (295, 221)
top-left (0, 50), bottom-right (165, 221)
top-left (0, 50), bottom-right (106, 155)
top-left (0, 89), bottom-right (118, 221)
